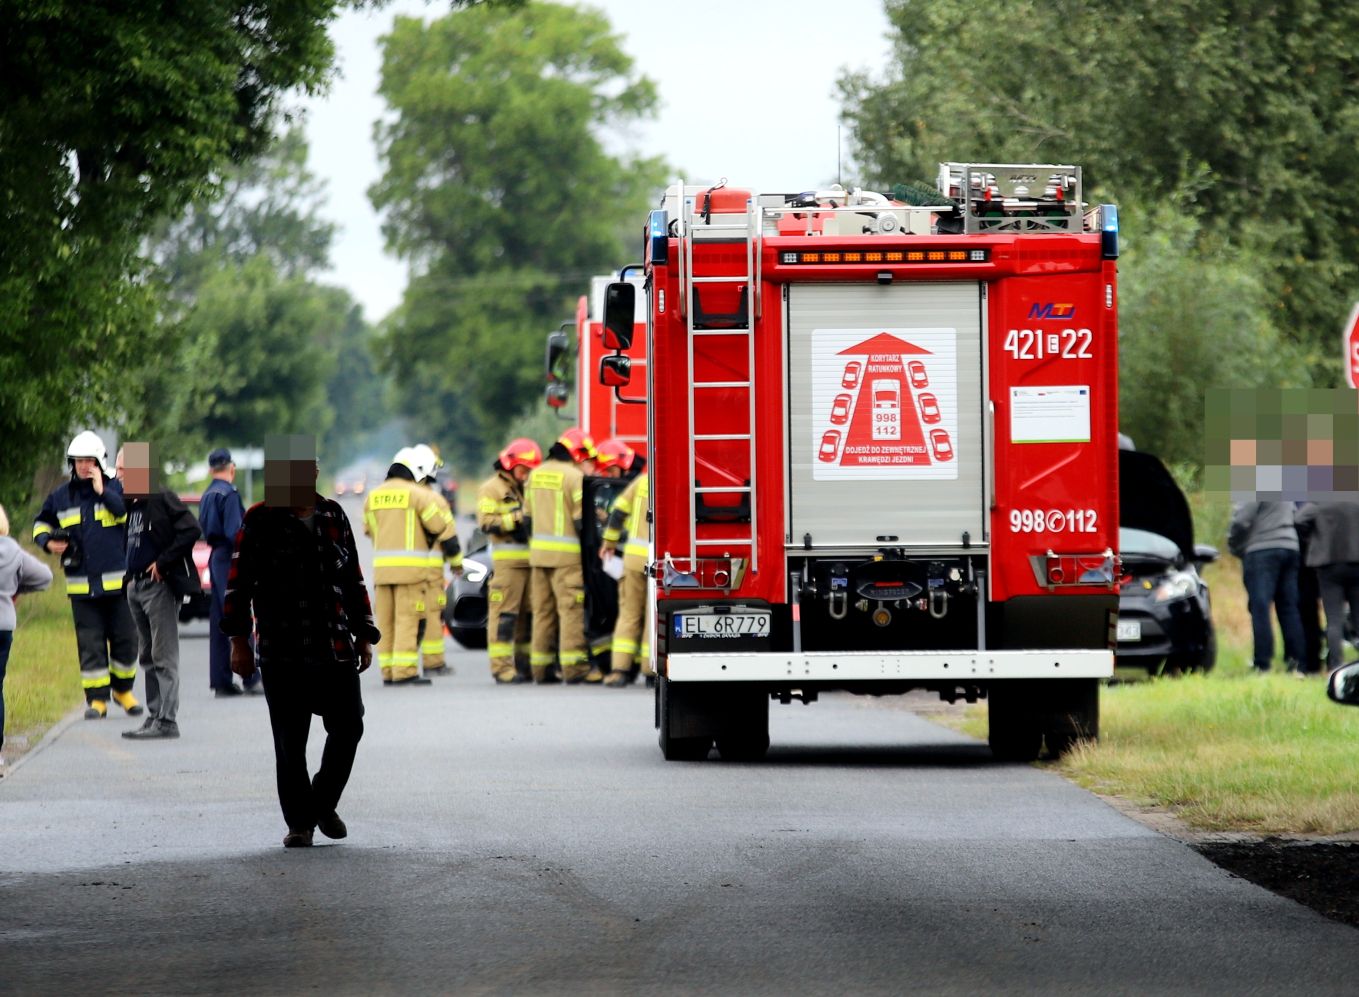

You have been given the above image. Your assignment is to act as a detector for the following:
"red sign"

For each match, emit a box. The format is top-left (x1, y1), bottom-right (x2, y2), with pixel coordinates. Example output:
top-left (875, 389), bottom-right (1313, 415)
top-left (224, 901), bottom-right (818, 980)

top-left (1345, 302), bottom-right (1359, 390)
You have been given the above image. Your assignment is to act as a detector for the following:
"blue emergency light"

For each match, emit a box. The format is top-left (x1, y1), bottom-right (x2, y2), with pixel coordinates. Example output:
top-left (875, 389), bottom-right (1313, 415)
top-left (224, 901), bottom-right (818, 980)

top-left (1101, 204), bottom-right (1119, 259)
top-left (648, 209), bottom-right (669, 265)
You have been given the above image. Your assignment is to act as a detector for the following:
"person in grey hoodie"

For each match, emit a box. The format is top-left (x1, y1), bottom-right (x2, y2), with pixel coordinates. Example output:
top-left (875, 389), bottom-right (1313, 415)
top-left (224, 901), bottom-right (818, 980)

top-left (1228, 501), bottom-right (1305, 672)
top-left (0, 502), bottom-right (55, 771)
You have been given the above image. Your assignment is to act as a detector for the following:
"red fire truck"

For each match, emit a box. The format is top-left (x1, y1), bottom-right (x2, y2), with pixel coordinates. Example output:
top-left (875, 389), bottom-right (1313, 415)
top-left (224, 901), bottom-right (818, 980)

top-left (546, 274), bottom-right (648, 458)
top-left (602, 164), bottom-right (1120, 762)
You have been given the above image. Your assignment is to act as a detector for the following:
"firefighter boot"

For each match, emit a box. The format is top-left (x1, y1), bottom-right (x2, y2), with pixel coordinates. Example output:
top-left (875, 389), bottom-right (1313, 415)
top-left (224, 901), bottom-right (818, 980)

top-left (603, 668), bottom-right (636, 688)
top-left (531, 665), bottom-right (561, 684)
top-left (112, 689), bottom-right (144, 716)
top-left (562, 664), bottom-right (598, 684)
top-left (84, 699), bottom-right (108, 720)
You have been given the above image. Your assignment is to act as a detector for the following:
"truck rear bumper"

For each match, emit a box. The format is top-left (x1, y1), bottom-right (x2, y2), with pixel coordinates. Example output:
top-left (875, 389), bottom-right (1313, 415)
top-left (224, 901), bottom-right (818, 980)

top-left (665, 649), bottom-right (1113, 682)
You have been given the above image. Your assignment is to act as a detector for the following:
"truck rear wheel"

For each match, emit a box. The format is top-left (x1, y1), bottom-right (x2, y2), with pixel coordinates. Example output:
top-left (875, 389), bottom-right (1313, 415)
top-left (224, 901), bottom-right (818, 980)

top-left (987, 682), bottom-right (1043, 762)
top-left (657, 677), bottom-right (713, 761)
top-left (1041, 678), bottom-right (1100, 758)
top-left (714, 692), bottom-right (770, 762)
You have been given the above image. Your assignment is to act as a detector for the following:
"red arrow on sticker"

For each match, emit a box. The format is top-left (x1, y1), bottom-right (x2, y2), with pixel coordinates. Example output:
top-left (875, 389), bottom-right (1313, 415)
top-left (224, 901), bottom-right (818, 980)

top-left (837, 332), bottom-right (934, 357)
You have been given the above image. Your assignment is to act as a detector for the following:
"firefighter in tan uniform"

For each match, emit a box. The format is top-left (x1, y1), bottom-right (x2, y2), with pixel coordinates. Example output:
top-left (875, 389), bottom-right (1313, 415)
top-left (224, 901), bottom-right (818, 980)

top-left (526, 428), bottom-right (597, 684)
top-left (601, 470), bottom-right (652, 687)
top-left (410, 444), bottom-right (462, 677)
top-left (362, 448), bottom-right (457, 685)
top-left (476, 438), bottom-right (541, 684)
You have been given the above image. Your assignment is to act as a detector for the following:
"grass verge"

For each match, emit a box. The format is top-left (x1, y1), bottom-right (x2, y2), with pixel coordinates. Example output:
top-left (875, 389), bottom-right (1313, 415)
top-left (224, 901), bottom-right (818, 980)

top-left (3, 568), bottom-right (81, 760)
top-left (943, 488), bottom-right (1359, 836)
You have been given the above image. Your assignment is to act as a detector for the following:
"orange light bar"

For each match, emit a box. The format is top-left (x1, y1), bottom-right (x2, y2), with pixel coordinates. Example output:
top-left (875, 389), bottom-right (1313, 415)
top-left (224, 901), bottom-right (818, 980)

top-left (781, 248), bottom-right (990, 265)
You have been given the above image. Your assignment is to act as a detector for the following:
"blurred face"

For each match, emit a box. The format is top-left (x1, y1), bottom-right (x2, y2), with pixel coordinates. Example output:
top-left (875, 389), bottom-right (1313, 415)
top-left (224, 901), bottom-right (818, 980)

top-left (264, 458), bottom-right (319, 509)
top-left (73, 457), bottom-right (100, 480)
top-left (512, 464), bottom-right (531, 483)
top-left (117, 442), bottom-right (155, 498)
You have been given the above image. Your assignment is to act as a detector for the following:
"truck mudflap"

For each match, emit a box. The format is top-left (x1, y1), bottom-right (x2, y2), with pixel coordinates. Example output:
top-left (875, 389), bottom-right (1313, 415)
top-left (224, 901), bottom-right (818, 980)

top-left (665, 648), bottom-right (1112, 682)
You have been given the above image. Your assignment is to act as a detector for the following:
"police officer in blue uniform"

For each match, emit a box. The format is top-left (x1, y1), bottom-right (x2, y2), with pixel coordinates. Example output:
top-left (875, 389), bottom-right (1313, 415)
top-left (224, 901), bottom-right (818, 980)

top-left (198, 448), bottom-right (259, 696)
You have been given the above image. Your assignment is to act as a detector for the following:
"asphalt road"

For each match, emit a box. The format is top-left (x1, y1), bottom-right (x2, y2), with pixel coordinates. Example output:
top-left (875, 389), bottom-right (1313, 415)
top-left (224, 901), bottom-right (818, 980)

top-left (2, 500), bottom-right (1355, 995)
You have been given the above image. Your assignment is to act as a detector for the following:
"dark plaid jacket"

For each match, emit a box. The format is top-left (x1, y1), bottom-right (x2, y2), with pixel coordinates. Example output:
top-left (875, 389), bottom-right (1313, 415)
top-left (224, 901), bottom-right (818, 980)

top-left (221, 496), bottom-right (379, 667)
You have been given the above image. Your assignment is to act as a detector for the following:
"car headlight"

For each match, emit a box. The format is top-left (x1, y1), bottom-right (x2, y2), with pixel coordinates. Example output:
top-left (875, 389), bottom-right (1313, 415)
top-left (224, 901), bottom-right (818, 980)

top-left (1152, 570), bottom-right (1197, 603)
top-left (463, 560), bottom-right (488, 584)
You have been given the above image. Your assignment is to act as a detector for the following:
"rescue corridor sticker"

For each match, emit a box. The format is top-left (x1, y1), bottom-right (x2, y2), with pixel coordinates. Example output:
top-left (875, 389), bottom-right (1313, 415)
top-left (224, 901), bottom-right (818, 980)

top-left (811, 328), bottom-right (958, 481)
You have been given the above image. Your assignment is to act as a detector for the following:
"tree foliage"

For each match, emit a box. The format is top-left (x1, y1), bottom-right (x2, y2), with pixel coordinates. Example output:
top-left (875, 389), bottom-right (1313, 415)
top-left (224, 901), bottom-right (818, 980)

top-left (369, 2), bottom-right (669, 468)
top-left (1, 1), bottom-right (352, 513)
top-left (840, 0), bottom-right (1359, 462)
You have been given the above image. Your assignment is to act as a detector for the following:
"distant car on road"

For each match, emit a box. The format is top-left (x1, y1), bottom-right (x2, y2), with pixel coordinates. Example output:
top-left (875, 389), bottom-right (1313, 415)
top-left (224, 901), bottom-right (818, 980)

top-left (928, 428), bottom-right (953, 461)
top-left (829, 393), bottom-right (853, 425)
top-left (178, 494), bottom-right (212, 621)
top-left (917, 392), bottom-right (941, 424)
top-left (908, 360), bottom-right (929, 389)
top-left (818, 429), bottom-right (842, 463)
top-left (335, 472), bottom-right (368, 497)
top-left (841, 361), bottom-right (863, 390)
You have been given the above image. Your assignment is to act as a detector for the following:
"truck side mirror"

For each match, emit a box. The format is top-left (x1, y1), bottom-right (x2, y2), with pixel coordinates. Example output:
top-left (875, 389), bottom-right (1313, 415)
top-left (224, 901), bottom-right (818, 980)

top-left (600, 354), bottom-right (632, 388)
top-left (602, 283), bottom-right (635, 351)
top-left (545, 382), bottom-right (569, 409)
top-left (1327, 661), bottom-right (1359, 706)
top-left (545, 330), bottom-right (570, 383)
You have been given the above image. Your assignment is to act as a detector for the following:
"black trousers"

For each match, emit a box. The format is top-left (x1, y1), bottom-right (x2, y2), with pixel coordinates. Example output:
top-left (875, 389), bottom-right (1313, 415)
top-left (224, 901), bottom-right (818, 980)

top-left (261, 662), bottom-right (365, 834)
top-left (71, 594), bottom-right (138, 703)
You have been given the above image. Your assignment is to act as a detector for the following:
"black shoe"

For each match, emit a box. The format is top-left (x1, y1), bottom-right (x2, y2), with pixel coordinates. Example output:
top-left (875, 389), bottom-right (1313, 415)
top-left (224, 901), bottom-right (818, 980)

top-left (390, 676), bottom-right (432, 686)
top-left (283, 829), bottom-right (314, 848)
top-left (122, 720), bottom-right (180, 740)
top-left (214, 684), bottom-right (244, 698)
top-left (316, 811), bottom-right (348, 840)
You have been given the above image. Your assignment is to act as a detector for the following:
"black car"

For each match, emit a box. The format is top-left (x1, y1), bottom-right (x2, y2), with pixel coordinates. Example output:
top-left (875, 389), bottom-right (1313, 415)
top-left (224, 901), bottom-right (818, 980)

top-left (443, 529), bottom-right (491, 649)
top-left (1116, 449), bottom-right (1218, 676)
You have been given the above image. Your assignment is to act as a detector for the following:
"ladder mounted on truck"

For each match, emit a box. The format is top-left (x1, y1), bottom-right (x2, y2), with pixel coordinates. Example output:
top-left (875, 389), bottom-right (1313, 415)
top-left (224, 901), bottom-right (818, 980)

top-left (668, 179), bottom-right (761, 584)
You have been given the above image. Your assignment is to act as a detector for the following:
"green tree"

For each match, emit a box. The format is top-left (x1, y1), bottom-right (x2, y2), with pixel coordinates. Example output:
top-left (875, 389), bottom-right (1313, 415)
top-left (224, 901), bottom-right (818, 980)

top-left (839, 0), bottom-right (1359, 386)
top-left (369, 2), bottom-right (668, 468)
top-left (0, 1), bottom-right (354, 511)
top-left (1117, 198), bottom-right (1308, 465)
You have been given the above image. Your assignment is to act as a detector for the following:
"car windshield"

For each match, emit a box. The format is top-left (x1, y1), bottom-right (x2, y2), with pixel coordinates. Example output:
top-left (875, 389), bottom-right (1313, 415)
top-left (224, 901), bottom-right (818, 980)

top-left (1119, 526), bottom-right (1181, 560)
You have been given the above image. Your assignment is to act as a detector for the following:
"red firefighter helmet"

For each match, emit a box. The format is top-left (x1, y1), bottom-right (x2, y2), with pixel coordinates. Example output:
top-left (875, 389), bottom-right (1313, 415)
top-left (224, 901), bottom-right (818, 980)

top-left (498, 438), bottom-right (543, 472)
top-left (594, 438), bottom-right (636, 473)
top-left (556, 427), bottom-right (597, 464)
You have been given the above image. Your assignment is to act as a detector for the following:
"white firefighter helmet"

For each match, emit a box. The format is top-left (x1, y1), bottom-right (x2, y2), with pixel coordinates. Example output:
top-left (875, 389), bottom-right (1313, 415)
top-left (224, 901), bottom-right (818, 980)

top-left (392, 446), bottom-right (418, 476)
top-left (408, 443), bottom-right (441, 482)
top-left (67, 430), bottom-right (110, 474)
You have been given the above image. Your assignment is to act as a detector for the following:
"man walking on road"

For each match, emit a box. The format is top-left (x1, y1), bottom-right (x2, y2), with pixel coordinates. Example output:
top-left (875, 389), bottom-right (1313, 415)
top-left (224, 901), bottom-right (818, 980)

top-left (223, 434), bottom-right (379, 848)
top-left (118, 443), bottom-right (202, 739)
top-left (199, 447), bottom-right (259, 696)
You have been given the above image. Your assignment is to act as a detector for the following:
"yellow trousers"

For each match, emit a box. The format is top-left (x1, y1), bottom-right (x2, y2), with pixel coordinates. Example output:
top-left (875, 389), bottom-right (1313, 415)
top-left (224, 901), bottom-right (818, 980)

top-left (487, 564), bottom-right (532, 682)
top-left (530, 562), bottom-right (586, 678)
top-left (376, 582), bottom-right (425, 682)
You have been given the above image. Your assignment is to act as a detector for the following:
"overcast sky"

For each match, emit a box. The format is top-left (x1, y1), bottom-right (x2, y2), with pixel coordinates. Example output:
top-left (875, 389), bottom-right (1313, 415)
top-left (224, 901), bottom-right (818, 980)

top-left (300, 0), bottom-right (895, 322)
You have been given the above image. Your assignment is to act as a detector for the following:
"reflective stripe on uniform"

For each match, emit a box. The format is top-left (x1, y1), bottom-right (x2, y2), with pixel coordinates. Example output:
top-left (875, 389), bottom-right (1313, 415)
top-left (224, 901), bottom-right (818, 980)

top-left (32, 521), bottom-right (51, 540)
top-left (388, 651), bottom-right (419, 666)
top-left (81, 673), bottom-right (111, 689)
top-left (94, 507), bottom-right (126, 527)
top-left (109, 660), bottom-right (137, 680)
top-left (66, 578), bottom-right (90, 595)
top-left (373, 550), bottom-right (429, 568)
top-left (558, 649), bottom-right (588, 666)
top-left (488, 641), bottom-right (513, 658)
top-left (420, 639), bottom-right (444, 655)
top-left (101, 571), bottom-right (125, 591)
top-left (530, 535), bottom-right (581, 554)
top-left (530, 651), bottom-right (556, 666)
top-left (624, 539), bottom-right (649, 559)
top-left (420, 504), bottom-right (445, 525)
top-left (57, 507), bottom-right (82, 528)
top-left (612, 637), bottom-right (640, 656)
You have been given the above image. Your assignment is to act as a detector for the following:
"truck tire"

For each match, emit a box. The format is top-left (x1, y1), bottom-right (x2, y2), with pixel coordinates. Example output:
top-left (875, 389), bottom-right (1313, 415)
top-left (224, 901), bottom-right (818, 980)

top-left (715, 692), bottom-right (770, 762)
top-left (657, 676), bottom-right (713, 761)
top-left (1041, 678), bottom-right (1100, 758)
top-left (987, 682), bottom-right (1043, 763)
